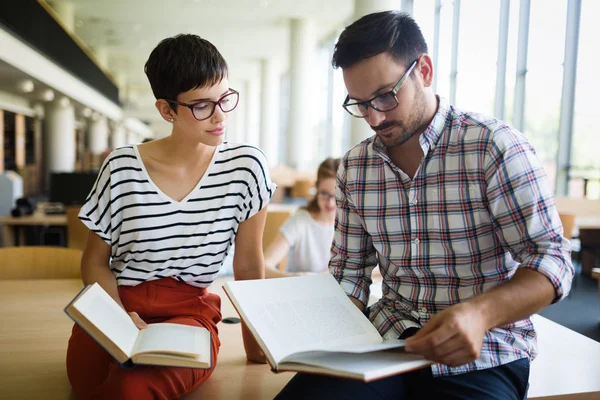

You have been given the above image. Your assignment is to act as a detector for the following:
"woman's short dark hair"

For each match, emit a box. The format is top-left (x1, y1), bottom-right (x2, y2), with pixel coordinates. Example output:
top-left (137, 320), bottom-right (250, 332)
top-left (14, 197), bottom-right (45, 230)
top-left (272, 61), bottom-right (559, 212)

top-left (144, 34), bottom-right (228, 106)
top-left (332, 11), bottom-right (428, 69)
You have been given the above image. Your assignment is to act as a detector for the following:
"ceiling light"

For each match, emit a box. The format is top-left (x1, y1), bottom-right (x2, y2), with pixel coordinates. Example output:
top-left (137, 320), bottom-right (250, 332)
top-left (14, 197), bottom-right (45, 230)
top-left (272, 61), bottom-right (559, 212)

top-left (41, 89), bottom-right (55, 102)
top-left (17, 79), bottom-right (35, 93)
top-left (59, 97), bottom-right (71, 108)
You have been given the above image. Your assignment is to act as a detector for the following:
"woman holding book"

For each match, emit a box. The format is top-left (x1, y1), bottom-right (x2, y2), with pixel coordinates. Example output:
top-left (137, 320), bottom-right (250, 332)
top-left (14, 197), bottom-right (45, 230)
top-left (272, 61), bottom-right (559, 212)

top-left (66, 34), bottom-right (275, 399)
top-left (264, 157), bottom-right (340, 278)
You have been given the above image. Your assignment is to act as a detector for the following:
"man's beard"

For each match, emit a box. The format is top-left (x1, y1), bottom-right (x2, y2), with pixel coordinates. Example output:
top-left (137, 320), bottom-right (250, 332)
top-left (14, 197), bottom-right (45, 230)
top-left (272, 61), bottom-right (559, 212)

top-left (370, 89), bottom-right (427, 149)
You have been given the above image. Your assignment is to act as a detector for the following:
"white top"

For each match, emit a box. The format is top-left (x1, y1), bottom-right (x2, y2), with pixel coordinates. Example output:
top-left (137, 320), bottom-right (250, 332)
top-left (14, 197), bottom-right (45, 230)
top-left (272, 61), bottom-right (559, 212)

top-left (78, 142), bottom-right (276, 288)
top-left (280, 209), bottom-right (334, 273)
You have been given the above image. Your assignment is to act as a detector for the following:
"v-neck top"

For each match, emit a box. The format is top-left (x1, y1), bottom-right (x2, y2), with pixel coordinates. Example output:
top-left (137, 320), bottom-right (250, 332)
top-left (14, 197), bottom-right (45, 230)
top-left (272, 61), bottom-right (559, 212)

top-left (132, 144), bottom-right (219, 205)
top-left (79, 141), bottom-right (276, 288)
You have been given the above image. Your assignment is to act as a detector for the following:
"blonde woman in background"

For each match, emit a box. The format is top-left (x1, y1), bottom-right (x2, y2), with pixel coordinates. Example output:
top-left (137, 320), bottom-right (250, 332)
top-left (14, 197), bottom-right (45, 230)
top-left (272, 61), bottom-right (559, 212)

top-left (264, 158), bottom-right (341, 278)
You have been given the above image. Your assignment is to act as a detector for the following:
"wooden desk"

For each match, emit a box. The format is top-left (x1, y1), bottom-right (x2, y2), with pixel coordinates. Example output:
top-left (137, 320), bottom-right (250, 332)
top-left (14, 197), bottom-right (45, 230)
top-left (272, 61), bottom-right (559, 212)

top-left (1, 279), bottom-right (599, 400)
top-left (0, 278), bottom-right (292, 400)
top-left (0, 214), bottom-right (67, 247)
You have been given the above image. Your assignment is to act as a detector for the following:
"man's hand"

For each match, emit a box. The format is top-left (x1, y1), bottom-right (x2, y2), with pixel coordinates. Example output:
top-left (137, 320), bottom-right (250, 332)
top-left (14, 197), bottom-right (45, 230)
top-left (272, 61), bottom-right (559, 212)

top-left (404, 302), bottom-right (487, 367)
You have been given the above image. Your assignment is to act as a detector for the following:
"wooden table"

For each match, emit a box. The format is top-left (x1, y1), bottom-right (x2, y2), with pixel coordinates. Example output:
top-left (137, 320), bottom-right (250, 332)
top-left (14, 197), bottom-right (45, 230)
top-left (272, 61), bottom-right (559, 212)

top-left (1, 279), bottom-right (599, 400)
top-left (0, 214), bottom-right (67, 247)
top-left (0, 278), bottom-right (292, 400)
top-left (528, 314), bottom-right (600, 399)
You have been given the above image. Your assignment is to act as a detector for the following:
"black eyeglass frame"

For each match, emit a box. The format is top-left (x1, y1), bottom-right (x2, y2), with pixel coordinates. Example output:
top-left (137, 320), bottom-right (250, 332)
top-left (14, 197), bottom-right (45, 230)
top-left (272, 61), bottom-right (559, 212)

top-left (164, 89), bottom-right (240, 121)
top-left (342, 59), bottom-right (419, 118)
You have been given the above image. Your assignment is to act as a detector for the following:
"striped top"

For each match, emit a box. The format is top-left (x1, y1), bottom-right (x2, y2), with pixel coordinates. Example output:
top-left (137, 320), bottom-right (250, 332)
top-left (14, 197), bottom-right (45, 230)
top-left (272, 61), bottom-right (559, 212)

top-left (331, 96), bottom-right (573, 377)
top-left (79, 142), bottom-right (276, 288)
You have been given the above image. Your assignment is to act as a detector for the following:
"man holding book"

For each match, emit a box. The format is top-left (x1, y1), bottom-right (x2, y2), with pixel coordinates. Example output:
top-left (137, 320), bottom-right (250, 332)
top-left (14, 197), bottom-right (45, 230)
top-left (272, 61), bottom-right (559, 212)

top-left (276, 10), bottom-right (573, 400)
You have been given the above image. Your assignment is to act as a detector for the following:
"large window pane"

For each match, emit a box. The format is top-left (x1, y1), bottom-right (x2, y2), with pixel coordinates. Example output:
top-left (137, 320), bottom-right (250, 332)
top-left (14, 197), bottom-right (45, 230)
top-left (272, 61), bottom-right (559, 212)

top-left (571, 0), bottom-right (600, 199)
top-left (413, 0), bottom-right (435, 53)
top-left (524, 0), bottom-right (567, 192)
top-left (455, 0), bottom-right (500, 115)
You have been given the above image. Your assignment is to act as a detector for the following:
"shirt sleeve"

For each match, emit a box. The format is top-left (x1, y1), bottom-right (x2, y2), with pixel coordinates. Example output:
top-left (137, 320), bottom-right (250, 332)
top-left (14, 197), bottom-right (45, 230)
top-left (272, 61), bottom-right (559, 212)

top-left (279, 210), bottom-right (304, 245)
top-left (484, 125), bottom-right (574, 302)
top-left (329, 155), bottom-right (378, 307)
top-left (243, 147), bottom-right (277, 221)
top-left (78, 158), bottom-right (112, 246)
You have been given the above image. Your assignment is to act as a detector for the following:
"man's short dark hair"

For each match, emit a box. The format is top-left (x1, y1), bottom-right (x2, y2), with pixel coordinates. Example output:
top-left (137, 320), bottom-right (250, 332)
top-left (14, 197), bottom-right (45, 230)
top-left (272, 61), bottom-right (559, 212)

top-left (144, 34), bottom-right (228, 105)
top-left (332, 11), bottom-right (428, 69)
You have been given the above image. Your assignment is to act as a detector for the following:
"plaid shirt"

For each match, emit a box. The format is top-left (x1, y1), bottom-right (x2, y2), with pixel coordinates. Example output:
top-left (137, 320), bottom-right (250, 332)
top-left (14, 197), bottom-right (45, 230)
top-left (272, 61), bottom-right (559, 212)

top-left (330, 96), bottom-right (573, 377)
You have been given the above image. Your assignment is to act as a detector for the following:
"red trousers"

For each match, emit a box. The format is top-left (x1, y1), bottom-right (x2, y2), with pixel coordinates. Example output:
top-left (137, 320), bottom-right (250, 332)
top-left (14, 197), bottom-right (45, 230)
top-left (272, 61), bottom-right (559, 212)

top-left (66, 278), bottom-right (222, 399)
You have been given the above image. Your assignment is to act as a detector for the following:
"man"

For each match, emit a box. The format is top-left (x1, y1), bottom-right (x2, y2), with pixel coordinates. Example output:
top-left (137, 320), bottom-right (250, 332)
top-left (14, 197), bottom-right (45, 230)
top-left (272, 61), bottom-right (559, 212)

top-left (275, 11), bottom-right (573, 400)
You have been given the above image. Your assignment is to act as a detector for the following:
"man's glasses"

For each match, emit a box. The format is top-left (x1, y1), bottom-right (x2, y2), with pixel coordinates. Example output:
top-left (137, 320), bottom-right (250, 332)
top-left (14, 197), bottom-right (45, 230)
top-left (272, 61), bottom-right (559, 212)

top-left (342, 59), bottom-right (418, 118)
top-left (165, 89), bottom-right (239, 121)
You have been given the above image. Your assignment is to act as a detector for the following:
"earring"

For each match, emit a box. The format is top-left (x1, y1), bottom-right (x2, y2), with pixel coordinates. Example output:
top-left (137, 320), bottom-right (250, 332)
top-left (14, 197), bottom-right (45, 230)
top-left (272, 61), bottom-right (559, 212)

top-left (168, 118), bottom-right (173, 122)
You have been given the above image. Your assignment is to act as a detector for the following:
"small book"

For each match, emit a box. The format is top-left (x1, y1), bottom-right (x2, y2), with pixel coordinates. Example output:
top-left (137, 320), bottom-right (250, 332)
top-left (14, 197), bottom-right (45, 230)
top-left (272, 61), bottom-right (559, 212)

top-left (223, 274), bottom-right (433, 382)
top-left (64, 282), bottom-right (212, 369)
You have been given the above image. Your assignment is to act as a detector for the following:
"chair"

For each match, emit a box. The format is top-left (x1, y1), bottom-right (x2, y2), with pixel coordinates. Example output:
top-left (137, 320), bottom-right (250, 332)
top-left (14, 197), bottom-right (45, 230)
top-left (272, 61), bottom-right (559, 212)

top-left (0, 246), bottom-right (82, 279)
top-left (290, 178), bottom-right (315, 199)
top-left (559, 213), bottom-right (576, 240)
top-left (593, 268), bottom-right (600, 297)
top-left (66, 206), bottom-right (88, 251)
top-left (263, 208), bottom-right (295, 271)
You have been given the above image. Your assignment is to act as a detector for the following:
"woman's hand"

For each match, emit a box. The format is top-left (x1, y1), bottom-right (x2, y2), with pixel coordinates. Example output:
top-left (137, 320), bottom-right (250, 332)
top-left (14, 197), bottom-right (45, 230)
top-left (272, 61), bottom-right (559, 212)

top-left (128, 311), bottom-right (148, 329)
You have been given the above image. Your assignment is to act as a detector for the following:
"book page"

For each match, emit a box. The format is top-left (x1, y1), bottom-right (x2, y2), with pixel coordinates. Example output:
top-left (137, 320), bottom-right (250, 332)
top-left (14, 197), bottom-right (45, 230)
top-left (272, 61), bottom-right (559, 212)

top-left (225, 275), bottom-right (383, 364)
top-left (281, 349), bottom-right (432, 381)
top-left (71, 283), bottom-right (139, 357)
top-left (132, 323), bottom-right (209, 360)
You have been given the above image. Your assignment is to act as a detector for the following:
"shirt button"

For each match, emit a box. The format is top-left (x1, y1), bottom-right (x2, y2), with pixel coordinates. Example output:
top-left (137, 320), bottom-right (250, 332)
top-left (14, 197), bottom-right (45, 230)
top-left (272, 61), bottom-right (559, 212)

top-left (421, 307), bottom-right (428, 314)
top-left (414, 238), bottom-right (420, 245)
top-left (411, 199), bottom-right (418, 205)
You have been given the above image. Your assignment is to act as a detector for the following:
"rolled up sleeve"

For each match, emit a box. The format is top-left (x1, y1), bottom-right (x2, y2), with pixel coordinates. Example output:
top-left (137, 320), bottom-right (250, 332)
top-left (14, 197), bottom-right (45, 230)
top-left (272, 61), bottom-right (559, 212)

top-left (484, 126), bottom-right (574, 302)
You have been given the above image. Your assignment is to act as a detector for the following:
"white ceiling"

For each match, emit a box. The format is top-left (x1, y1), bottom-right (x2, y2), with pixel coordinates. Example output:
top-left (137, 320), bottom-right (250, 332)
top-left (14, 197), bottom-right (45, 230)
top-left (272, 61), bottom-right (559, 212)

top-left (58, 0), bottom-right (354, 126)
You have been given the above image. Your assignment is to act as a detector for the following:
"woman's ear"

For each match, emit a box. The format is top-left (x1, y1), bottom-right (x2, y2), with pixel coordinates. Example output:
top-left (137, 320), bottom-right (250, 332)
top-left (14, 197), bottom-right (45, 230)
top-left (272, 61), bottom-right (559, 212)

top-left (155, 99), bottom-right (176, 123)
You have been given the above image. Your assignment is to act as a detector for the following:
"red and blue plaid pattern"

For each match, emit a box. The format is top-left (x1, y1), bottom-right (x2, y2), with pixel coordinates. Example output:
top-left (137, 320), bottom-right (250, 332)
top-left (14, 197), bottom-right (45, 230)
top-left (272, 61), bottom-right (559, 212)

top-left (330, 97), bottom-right (574, 376)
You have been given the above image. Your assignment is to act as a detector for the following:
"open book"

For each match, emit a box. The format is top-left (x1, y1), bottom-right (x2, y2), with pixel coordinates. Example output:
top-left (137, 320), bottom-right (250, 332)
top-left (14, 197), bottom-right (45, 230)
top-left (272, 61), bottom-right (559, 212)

top-left (64, 283), bottom-right (212, 368)
top-left (223, 275), bottom-right (433, 381)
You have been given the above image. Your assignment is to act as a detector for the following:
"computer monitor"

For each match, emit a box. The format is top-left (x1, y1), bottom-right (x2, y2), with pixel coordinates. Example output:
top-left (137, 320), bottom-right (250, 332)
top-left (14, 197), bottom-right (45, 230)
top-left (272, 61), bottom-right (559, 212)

top-left (49, 172), bottom-right (99, 206)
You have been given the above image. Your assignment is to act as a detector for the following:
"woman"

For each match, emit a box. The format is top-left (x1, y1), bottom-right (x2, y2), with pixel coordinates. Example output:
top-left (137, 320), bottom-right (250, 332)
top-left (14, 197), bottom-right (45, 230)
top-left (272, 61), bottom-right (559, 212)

top-left (66, 34), bottom-right (275, 399)
top-left (264, 158), bottom-right (340, 278)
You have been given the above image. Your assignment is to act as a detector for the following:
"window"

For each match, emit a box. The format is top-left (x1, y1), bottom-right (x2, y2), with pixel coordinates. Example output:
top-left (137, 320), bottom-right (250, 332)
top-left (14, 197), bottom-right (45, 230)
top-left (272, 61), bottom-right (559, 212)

top-left (455, 0), bottom-right (501, 115)
top-left (523, 0), bottom-right (568, 192)
top-left (571, 0), bottom-right (600, 199)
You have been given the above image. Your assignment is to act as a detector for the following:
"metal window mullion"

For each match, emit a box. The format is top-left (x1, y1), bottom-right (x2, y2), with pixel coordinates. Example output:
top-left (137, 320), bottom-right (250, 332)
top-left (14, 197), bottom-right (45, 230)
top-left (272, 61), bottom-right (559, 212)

top-left (494, 0), bottom-right (510, 120)
top-left (512, 0), bottom-right (530, 132)
top-left (555, 0), bottom-right (582, 196)
top-left (432, 0), bottom-right (442, 92)
top-left (449, 0), bottom-right (461, 104)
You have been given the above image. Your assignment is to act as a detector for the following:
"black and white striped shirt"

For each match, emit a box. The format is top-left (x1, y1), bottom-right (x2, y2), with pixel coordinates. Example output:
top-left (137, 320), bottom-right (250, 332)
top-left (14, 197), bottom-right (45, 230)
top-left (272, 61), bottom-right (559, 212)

top-left (79, 142), bottom-right (276, 287)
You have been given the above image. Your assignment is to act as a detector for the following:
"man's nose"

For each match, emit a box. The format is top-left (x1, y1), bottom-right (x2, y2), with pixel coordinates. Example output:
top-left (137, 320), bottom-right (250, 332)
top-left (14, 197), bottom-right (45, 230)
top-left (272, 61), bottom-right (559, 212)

top-left (365, 106), bottom-right (386, 127)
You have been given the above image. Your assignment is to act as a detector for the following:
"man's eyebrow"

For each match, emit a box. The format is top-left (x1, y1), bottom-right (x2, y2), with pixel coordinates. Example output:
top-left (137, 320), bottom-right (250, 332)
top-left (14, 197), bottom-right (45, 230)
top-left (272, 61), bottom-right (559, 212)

top-left (348, 81), bottom-right (396, 102)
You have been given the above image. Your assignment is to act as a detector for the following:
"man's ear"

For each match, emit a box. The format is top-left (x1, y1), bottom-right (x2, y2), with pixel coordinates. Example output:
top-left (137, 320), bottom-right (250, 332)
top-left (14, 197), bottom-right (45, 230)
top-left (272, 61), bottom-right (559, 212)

top-left (155, 99), bottom-right (176, 122)
top-left (416, 55), bottom-right (434, 88)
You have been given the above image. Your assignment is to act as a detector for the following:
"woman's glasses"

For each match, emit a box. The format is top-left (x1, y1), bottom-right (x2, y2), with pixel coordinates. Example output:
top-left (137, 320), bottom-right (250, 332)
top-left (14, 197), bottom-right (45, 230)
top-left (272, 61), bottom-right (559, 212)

top-left (165, 89), bottom-right (239, 121)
